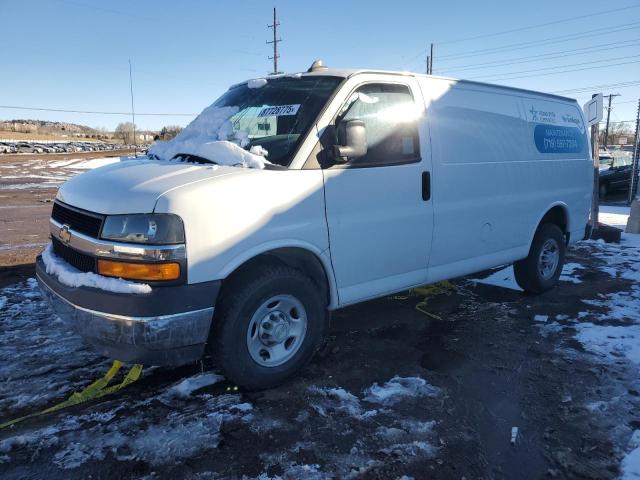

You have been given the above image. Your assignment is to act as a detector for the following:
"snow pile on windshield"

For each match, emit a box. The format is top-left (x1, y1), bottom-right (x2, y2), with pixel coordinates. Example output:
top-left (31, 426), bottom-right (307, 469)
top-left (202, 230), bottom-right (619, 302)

top-left (186, 141), bottom-right (269, 169)
top-left (148, 105), bottom-right (270, 169)
top-left (41, 243), bottom-right (151, 294)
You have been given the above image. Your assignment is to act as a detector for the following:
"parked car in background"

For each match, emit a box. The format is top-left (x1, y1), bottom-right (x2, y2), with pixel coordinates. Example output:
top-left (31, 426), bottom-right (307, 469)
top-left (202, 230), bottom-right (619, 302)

top-left (599, 150), bottom-right (636, 197)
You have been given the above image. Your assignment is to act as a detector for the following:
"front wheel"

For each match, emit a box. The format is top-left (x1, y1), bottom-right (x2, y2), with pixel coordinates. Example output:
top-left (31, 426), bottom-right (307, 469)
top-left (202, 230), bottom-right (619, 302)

top-left (209, 265), bottom-right (328, 390)
top-left (514, 223), bottom-right (566, 294)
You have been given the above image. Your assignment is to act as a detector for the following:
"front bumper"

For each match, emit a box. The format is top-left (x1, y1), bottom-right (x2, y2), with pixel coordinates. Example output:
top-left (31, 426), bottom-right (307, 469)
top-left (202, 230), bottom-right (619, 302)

top-left (36, 256), bottom-right (221, 366)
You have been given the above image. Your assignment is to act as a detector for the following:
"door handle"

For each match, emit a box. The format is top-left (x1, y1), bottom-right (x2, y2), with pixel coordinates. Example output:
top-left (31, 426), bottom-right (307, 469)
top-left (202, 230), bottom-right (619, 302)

top-left (422, 171), bottom-right (431, 201)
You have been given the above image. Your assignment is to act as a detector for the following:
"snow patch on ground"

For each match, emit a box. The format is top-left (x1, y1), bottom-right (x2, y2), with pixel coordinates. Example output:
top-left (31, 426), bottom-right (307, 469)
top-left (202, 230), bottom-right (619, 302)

top-left (471, 266), bottom-right (522, 291)
top-left (571, 233), bottom-right (640, 366)
top-left (621, 430), bottom-right (640, 480)
top-left (599, 205), bottom-right (631, 230)
top-left (0, 156), bottom-right (123, 190)
top-left (0, 279), bottom-right (109, 415)
top-left (560, 262), bottom-right (584, 283)
top-left (308, 386), bottom-right (377, 419)
top-left (363, 376), bottom-right (440, 406)
top-left (575, 323), bottom-right (640, 364)
top-left (167, 373), bottom-right (225, 398)
top-left (42, 243), bottom-right (151, 294)
top-left (1, 385), bottom-right (251, 469)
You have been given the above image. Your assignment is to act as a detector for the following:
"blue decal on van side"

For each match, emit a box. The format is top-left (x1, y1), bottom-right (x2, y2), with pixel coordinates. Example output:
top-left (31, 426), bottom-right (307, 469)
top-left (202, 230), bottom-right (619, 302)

top-left (534, 124), bottom-right (584, 154)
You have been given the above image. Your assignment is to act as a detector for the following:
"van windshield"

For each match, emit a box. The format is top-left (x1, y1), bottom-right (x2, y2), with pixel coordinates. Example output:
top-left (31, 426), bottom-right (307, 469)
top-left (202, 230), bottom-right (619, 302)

top-left (212, 76), bottom-right (342, 167)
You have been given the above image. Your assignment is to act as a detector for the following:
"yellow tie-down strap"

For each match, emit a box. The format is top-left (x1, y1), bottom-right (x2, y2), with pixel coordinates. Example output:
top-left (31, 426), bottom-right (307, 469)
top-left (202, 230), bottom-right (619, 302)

top-left (0, 360), bottom-right (143, 430)
top-left (394, 280), bottom-right (456, 320)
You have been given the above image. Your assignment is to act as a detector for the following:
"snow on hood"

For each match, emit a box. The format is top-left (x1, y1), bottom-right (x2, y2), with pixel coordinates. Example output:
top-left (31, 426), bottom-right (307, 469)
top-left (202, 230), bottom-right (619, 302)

top-left (148, 104), bottom-right (271, 169)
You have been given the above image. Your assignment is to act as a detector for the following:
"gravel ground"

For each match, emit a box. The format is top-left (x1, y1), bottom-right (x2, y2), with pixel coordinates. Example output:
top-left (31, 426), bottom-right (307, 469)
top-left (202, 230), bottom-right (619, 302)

top-left (1, 231), bottom-right (639, 479)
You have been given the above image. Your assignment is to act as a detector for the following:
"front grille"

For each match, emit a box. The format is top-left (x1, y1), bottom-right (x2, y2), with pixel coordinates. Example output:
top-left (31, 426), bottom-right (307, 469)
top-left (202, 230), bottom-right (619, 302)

top-left (52, 237), bottom-right (96, 273)
top-left (51, 202), bottom-right (104, 238)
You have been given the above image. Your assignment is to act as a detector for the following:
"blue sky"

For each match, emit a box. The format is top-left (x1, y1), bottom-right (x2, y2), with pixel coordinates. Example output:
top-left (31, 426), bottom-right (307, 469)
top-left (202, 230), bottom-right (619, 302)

top-left (1, 0), bottom-right (638, 131)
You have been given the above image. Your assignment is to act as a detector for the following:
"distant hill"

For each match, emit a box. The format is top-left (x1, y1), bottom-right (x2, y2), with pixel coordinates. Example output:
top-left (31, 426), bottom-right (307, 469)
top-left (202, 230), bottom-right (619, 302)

top-left (0, 119), bottom-right (103, 137)
top-left (0, 119), bottom-right (157, 142)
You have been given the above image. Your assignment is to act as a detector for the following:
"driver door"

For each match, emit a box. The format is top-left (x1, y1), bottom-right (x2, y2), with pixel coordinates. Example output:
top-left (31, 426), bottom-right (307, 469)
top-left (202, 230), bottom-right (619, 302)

top-left (321, 76), bottom-right (433, 306)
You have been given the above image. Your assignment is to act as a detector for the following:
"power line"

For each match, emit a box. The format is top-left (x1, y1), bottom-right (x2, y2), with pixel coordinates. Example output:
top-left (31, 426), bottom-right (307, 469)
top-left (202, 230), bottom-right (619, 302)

top-left (479, 59), bottom-right (640, 82)
top-left (471, 54), bottom-right (640, 81)
top-left (436, 4), bottom-right (640, 46)
top-left (0, 105), bottom-right (197, 116)
top-left (552, 80), bottom-right (640, 94)
top-left (436, 22), bottom-right (640, 62)
top-left (442, 39), bottom-right (640, 73)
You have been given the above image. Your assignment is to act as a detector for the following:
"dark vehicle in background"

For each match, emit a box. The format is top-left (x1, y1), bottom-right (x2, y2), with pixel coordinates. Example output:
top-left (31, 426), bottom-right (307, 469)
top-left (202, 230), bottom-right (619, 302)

top-left (599, 150), bottom-right (636, 198)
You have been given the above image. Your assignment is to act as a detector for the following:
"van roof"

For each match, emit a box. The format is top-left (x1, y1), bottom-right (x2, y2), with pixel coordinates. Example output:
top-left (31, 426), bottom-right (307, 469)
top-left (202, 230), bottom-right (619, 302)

top-left (248, 68), bottom-right (577, 104)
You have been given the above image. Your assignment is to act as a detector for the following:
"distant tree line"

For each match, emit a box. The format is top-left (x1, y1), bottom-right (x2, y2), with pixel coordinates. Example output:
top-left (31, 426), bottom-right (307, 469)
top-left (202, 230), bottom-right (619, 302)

top-left (599, 121), bottom-right (636, 146)
top-left (157, 125), bottom-right (183, 141)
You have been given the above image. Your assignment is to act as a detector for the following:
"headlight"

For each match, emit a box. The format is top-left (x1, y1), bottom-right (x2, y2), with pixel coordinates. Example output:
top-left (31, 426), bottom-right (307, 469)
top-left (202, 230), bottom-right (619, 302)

top-left (101, 214), bottom-right (185, 244)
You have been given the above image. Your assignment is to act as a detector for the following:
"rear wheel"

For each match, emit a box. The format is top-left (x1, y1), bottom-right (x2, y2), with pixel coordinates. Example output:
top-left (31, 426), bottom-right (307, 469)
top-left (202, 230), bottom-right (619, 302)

top-left (209, 265), bottom-right (328, 390)
top-left (514, 223), bottom-right (565, 294)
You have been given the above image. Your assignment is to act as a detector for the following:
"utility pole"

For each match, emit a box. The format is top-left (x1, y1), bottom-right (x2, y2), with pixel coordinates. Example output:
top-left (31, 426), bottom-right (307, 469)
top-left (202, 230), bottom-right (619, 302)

top-left (590, 93), bottom-right (601, 229)
top-left (429, 43), bottom-right (434, 74)
top-left (425, 55), bottom-right (430, 74)
top-left (267, 7), bottom-right (282, 75)
top-left (603, 93), bottom-right (621, 148)
top-left (629, 98), bottom-right (640, 205)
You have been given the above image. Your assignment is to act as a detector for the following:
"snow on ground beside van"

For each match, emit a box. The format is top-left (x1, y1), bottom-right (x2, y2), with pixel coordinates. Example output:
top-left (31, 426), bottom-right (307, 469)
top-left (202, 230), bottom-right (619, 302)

top-left (0, 156), bottom-right (123, 190)
top-left (0, 275), bottom-right (443, 476)
top-left (0, 278), bottom-right (110, 415)
top-left (548, 205), bottom-right (640, 479)
top-left (599, 205), bottom-right (631, 230)
top-left (3, 203), bottom-right (640, 477)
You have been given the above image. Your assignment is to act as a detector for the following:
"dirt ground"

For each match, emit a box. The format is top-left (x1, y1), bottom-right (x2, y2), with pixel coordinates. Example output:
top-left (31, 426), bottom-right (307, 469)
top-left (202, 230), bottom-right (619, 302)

top-left (0, 149), bottom-right (135, 269)
top-left (1, 236), bottom-right (639, 479)
top-left (1, 156), bottom-right (639, 478)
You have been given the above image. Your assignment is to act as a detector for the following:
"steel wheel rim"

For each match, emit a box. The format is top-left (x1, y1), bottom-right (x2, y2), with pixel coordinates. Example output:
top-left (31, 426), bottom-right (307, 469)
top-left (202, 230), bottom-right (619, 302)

top-left (538, 238), bottom-right (560, 280)
top-left (246, 294), bottom-right (308, 367)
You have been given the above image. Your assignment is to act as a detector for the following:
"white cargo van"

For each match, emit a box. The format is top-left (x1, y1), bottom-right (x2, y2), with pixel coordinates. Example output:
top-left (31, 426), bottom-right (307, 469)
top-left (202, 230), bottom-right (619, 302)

top-left (37, 62), bottom-right (592, 389)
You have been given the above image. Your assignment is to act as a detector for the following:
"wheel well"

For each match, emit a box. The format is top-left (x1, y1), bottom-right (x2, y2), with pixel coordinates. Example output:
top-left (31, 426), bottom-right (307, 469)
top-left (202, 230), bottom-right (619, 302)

top-left (540, 206), bottom-right (569, 243)
top-left (222, 248), bottom-right (330, 306)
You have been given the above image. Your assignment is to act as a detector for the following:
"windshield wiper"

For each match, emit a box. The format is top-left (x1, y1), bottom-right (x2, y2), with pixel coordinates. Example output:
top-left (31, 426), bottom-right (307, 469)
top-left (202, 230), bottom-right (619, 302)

top-left (172, 153), bottom-right (216, 165)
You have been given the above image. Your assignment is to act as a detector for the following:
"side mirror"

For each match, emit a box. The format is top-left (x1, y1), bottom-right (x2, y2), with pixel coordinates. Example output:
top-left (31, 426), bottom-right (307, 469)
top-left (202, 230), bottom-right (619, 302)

top-left (332, 119), bottom-right (367, 163)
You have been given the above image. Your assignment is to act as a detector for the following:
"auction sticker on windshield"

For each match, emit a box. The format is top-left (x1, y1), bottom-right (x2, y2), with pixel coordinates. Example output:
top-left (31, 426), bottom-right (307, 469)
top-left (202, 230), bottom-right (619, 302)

top-left (258, 104), bottom-right (301, 117)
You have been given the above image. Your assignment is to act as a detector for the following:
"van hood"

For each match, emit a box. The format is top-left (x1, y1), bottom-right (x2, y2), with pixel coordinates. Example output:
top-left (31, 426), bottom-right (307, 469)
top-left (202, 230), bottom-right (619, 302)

top-left (56, 158), bottom-right (250, 214)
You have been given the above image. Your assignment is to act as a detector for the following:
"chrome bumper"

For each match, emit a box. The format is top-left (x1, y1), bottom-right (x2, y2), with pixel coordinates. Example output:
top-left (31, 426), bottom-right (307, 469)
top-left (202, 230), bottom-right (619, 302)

top-left (36, 257), bottom-right (219, 366)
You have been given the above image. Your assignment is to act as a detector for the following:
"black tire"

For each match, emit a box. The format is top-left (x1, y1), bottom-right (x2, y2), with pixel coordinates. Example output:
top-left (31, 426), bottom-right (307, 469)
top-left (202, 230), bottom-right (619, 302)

top-left (514, 223), bottom-right (565, 294)
top-left (209, 265), bottom-right (328, 390)
top-left (599, 182), bottom-right (608, 199)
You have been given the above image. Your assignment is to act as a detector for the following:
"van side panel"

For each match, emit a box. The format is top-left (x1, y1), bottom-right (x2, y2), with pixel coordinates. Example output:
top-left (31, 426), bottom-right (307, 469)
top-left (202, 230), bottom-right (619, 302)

top-left (519, 96), bottom-right (592, 245)
top-left (419, 78), bottom-right (591, 282)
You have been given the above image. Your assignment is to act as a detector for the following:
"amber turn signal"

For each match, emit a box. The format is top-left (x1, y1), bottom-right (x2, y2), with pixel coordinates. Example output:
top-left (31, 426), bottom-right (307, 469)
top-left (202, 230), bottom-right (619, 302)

top-left (97, 259), bottom-right (181, 281)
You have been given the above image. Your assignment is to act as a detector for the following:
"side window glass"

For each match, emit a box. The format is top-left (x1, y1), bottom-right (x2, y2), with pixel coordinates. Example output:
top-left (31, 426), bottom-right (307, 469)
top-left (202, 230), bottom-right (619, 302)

top-left (336, 83), bottom-right (420, 167)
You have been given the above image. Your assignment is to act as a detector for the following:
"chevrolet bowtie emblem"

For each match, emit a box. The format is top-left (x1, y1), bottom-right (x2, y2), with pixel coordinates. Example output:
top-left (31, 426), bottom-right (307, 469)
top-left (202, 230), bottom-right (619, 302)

top-left (59, 224), bottom-right (72, 244)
